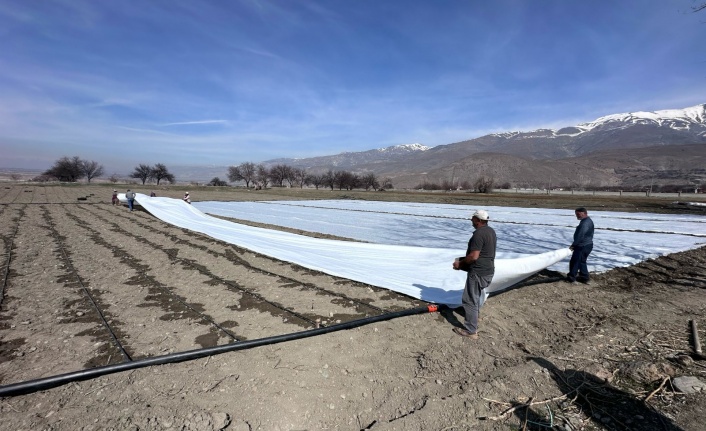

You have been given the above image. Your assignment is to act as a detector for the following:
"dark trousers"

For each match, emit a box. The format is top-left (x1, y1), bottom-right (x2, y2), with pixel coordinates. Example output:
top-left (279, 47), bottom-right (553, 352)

top-left (461, 272), bottom-right (493, 333)
top-left (127, 199), bottom-right (134, 211)
top-left (568, 244), bottom-right (593, 281)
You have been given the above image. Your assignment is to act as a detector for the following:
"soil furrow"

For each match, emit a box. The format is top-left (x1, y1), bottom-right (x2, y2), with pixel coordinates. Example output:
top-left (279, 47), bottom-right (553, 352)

top-left (45, 205), bottom-right (238, 357)
top-left (75, 206), bottom-right (323, 331)
top-left (0, 205), bottom-right (113, 385)
top-left (91, 203), bottom-right (421, 313)
top-left (85, 205), bottom-right (406, 323)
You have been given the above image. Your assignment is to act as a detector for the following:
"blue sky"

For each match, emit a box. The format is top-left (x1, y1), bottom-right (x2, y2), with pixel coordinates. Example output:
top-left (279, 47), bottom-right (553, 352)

top-left (2, 0), bottom-right (705, 173)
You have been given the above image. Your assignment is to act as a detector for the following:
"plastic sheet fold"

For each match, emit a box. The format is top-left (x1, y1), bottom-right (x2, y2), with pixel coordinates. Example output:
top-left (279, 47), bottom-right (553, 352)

top-left (120, 194), bottom-right (571, 304)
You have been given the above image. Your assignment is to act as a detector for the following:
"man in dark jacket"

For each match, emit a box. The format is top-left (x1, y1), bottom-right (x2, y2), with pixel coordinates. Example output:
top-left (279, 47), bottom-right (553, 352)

top-left (567, 207), bottom-right (594, 284)
top-left (452, 209), bottom-right (496, 339)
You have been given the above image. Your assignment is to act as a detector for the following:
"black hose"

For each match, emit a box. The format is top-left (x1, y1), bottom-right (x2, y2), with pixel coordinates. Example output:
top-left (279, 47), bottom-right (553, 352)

top-left (0, 304), bottom-right (443, 397)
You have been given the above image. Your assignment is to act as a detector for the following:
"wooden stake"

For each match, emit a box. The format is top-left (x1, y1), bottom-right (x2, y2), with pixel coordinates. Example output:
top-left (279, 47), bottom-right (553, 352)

top-left (691, 320), bottom-right (702, 355)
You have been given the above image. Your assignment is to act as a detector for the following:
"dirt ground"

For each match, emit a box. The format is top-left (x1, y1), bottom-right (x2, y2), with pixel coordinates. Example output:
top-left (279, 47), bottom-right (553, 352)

top-left (1, 183), bottom-right (705, 431)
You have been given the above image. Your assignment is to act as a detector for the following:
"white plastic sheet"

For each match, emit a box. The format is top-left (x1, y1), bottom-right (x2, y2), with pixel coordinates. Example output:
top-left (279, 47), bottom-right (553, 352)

top-left (120, 194), bottom-right (571, 304)
top-left (196, 200), bottom-right (706, 273)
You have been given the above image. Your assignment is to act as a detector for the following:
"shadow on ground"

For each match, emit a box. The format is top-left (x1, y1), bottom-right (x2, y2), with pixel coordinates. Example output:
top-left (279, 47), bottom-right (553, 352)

top-left (527, 357), bottom-right (683, 431)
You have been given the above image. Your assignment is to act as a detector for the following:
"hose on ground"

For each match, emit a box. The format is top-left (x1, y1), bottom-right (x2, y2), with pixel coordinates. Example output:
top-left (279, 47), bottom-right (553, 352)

top-left (0, 304), bottom-right (444, 397)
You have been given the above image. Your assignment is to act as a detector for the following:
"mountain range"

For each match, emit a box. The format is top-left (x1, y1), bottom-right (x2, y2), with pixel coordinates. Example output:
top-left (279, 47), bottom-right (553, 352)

top-left (261, 103), bottom-right (706, 190)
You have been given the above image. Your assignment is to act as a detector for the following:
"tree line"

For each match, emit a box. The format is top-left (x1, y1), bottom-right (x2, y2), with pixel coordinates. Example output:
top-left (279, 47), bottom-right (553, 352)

top-left (34, 156), bottom-right (486, 192)
top-left (37, 156), bottom-right (176, 185)
top-left (37, 156), bottom-right (105, 183)
top-left (222, 162), bottom-right (393, 191)
top-left (36, 156), bottom-right (393, 191)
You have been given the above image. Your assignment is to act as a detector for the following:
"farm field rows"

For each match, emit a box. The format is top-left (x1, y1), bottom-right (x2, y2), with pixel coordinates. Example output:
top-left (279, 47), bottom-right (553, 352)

top-left (1, 184), bottom-right (705, 430)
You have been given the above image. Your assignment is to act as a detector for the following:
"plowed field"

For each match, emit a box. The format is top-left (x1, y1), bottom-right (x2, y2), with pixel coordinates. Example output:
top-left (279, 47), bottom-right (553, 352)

top-left (1, 184), bottom-right (704, 431)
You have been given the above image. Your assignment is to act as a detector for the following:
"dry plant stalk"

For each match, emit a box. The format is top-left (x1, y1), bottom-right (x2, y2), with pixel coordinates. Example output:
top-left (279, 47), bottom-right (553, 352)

top-left (644, 376), bottom-right (670, 402)
top-left (480, 393), bottom-right (568, 421)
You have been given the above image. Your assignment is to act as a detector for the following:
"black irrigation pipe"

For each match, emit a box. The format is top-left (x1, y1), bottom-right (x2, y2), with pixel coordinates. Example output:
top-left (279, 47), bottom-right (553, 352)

top-left (41, 207), bottom-right (132, 363)
top-left (62, 209), bottom-right (241, 343)
top-left (0, 304), bottom-right (444, 397)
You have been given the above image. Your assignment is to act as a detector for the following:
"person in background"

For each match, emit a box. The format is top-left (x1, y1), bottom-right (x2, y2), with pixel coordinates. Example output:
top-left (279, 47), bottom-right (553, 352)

top-left (183, 192), bottom-right (191, 204)
top-left (125, 189), bottom-right (136, 212)
top-left (150, 191), bottom-right (156, 197)
top-left (567, 207), bottom-right (594, 284)
top-left (111, 189), bottom-right (119, 206)
top-left (451, 209), bottom-right (497, 340)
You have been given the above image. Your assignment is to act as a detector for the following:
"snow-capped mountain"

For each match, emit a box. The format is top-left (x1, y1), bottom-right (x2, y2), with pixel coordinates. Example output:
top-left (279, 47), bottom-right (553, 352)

top-left (580, 104), bottom-right (706, 133)
top-left (436, 103), bottom-right (706, 160)
top-left (489, 104), bottom-right (706, 140)
top-left (377, 143), bottom-right (430, 153)
top-left (263, 143), bottom-right (429, 170)
top-left (257, 103), bottom-right (705, 189)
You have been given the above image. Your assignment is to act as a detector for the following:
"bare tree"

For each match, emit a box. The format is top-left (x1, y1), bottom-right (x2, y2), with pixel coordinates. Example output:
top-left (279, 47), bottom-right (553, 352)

top-left (307, 173), bottom-right (324, 189)
top-left (228, 162), bottom-right (257, 188)
top-left (227, 165), bottom-right (242, 184)
top-left (255, 164), bottom-right (270, 189)
top-left (10, 173), bottom-right (21, 181)
top-left (333, 171), bottom-right (347, 190)
top-left (208, 177), bottom-right (228, 186)
top-left (348, 173), bottom-right (360, 190)
top-left (360, 172), bottom-right (380, 191)
top-left (151, 163), bottom-right (175, 185)
top-left (323, 170), bottom-right (335, 190)
top-left (332, 171), bottom-right (359, 190)
top-left (81, 160), bottom-right (104, 183)
top-left (130, 164), bottom-right (152, 185)
top-left (43, 156), bottom-right (85, 182)
top-left (269, 164), bottom-right (290, 187)
top-left (694, 2), bottom-right (706, 12)
top-left (293, 168), bottom-right (308, 188)
top-left (474, 176), bottom-right (495, 193)
top-left (381, 178), bottom-right (394, 190)
top-left (283, 165), bottom-right (296, 187)
top-left (108, 174), bottom-right (119, 183)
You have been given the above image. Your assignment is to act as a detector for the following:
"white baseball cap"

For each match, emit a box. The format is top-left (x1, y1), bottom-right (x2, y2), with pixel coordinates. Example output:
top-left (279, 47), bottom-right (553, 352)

top-left (472, 210), bottom-right (489, 221)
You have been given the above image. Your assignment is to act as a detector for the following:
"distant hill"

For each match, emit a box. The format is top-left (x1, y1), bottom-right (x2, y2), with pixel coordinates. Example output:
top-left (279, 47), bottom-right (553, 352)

top-left (262, 103), bottom-right (706, 189)
top-left (264, 143), bottom-right (430, 171)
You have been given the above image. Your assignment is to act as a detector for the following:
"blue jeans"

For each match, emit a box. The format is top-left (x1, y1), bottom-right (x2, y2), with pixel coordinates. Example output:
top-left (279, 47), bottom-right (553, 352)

top-left (568, 244), bottom-right (593, 281)
top-left (127, 199), bottom-right (134, 211)
top-left (462, 272), bottom-right (493, 333)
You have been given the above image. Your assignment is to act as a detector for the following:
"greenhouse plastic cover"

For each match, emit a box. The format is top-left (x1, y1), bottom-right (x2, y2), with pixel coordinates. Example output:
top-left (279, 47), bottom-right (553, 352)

top-left (120, 193), bottom-right (571, 304)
